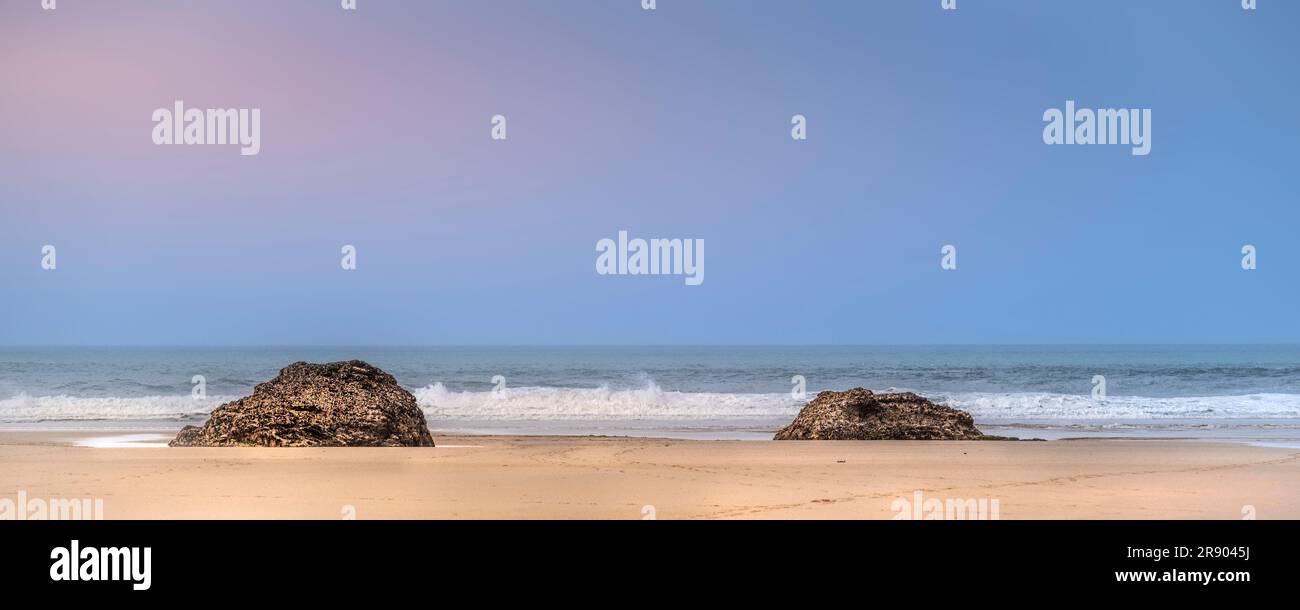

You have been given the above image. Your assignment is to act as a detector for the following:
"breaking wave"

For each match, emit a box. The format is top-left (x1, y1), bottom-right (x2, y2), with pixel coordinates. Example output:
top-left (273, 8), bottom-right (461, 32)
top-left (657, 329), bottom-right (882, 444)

top-left (3, 384), bottom-right (1298, 423)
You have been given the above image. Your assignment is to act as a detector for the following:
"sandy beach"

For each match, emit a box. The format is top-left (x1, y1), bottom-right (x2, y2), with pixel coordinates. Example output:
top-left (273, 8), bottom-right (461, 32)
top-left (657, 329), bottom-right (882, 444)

top-left (2, 431), bottom-right (1296, 520)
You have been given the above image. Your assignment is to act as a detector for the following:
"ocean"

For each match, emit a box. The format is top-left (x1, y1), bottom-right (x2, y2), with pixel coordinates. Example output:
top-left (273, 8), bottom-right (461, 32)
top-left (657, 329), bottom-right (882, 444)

top-left (2, 346), bottom-right (1298, 443)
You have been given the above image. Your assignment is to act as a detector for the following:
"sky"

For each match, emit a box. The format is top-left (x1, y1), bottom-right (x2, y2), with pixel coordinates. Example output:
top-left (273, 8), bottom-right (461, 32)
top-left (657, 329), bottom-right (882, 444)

top-left (1, 0), bottom-right (1297, 345)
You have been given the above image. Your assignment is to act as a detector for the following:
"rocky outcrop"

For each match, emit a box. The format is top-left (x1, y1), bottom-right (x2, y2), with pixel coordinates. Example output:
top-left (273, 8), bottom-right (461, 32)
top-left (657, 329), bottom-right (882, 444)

top-left (774, 388), bottom-right (987, 441)
top-left (170, 360), bottom-right (434, 447)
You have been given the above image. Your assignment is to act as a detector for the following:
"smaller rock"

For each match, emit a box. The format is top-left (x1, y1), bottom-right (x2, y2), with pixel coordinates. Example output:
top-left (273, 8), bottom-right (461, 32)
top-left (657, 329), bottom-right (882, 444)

top-left (774, 388), bottom-right (989, 440)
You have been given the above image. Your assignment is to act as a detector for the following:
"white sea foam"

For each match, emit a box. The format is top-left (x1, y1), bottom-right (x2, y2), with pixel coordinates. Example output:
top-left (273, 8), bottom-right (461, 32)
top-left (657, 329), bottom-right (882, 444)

top-left (412, 381), bottom-right (802, 421)
top-left (0, 393), bottom-right (230, 422)
top-left (413, 383), bottom-right (1300, 422)
top-left (75, 434), bottom-right (172, 448)
top-left (940, 391), bottom-right (1300, 420)
top-left (2, 386), bottom-right (1299, 423)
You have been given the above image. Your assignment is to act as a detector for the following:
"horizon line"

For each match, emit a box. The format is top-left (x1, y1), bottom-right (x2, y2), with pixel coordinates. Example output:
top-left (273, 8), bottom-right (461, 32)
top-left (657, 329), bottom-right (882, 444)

top-left (3, 343), bottom-right (1299, 349)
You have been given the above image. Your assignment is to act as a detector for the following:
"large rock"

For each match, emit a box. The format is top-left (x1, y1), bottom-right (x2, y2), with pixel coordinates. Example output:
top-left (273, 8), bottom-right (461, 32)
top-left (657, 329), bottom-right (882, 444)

top-left (774, 388), bottom-right (986, 441)
top-left (170, 360), bottom-right (435, 447)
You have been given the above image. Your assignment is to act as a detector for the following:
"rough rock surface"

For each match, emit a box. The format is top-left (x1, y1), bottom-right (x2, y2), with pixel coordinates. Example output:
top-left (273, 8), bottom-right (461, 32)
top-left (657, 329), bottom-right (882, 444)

top-left (170, 360), bottom-right (435, 447)
top-left (774, 388), bottom-right (987, 441)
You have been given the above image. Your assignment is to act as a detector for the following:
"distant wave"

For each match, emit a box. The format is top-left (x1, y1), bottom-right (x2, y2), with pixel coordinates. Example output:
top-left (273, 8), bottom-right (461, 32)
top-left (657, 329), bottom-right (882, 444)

top-left (2, 386), bottom-right (1299, 423)
top-left (413, 383), bottom-right (1300, 422)
top-left (412, 381), bottom-right (802, 420)
top-left (939, 391), bottom-right (1300, 420)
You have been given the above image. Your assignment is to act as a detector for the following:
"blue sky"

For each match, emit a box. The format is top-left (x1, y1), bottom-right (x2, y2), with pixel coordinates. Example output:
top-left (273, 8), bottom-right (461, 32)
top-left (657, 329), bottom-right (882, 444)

top-left (1, 0), bottom-right (1297, 345)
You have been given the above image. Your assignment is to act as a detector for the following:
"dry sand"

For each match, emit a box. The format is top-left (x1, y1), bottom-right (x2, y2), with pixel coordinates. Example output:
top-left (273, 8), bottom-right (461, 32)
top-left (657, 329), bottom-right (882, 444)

top-left (1, 431), bottom-right (1296, 519)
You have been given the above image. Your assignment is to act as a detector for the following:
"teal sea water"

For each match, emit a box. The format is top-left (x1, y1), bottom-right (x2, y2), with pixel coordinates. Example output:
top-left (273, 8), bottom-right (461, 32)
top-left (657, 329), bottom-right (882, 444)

top-left (2, 346), bottom-right (1298, 442)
